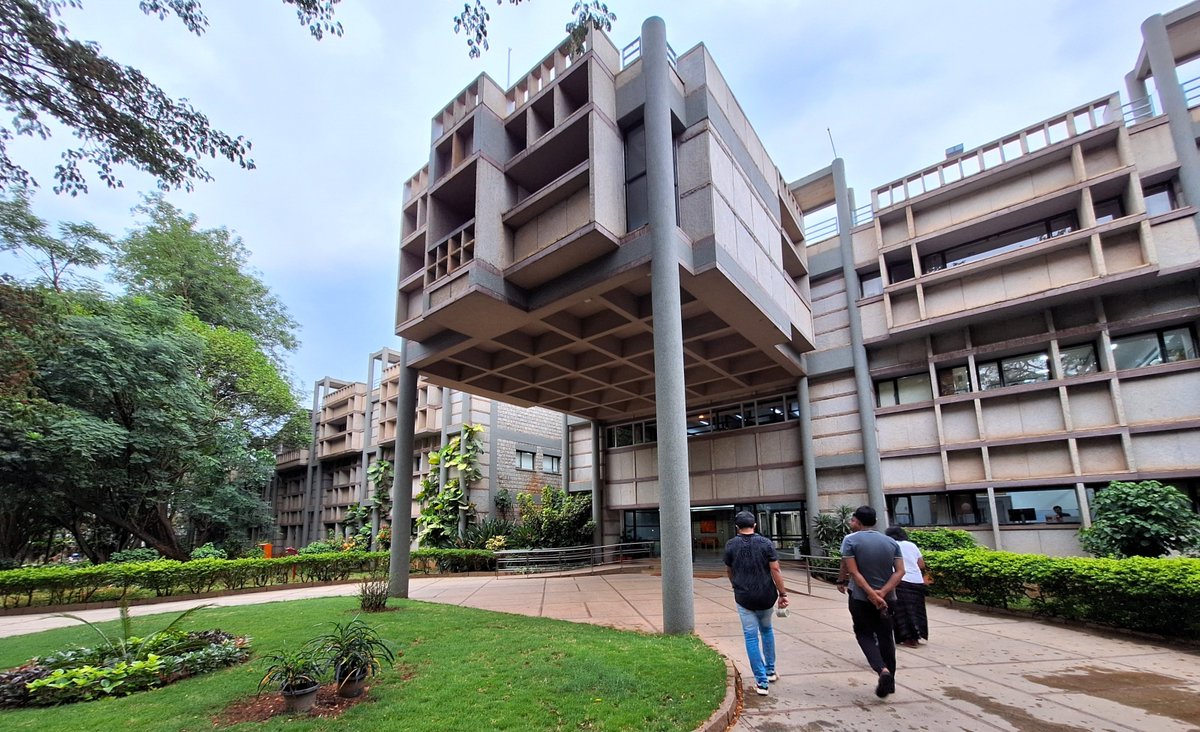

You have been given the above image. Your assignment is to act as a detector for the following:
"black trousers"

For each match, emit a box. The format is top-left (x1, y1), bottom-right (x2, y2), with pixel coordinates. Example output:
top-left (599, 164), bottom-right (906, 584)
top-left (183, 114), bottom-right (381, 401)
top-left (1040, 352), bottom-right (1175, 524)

top-left (848, 597), bottom-right (896, 676)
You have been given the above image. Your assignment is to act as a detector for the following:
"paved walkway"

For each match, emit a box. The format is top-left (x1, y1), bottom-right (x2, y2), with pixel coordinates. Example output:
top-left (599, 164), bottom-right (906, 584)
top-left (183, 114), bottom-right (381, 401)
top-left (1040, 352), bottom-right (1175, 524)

top-left (2, 569), bottom-right (1198, 731)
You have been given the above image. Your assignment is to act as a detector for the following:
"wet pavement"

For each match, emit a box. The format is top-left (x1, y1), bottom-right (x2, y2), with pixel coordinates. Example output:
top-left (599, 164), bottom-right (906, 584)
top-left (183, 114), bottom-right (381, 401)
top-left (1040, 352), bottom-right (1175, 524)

top-left (2, 567), bottom-right (1197, 731)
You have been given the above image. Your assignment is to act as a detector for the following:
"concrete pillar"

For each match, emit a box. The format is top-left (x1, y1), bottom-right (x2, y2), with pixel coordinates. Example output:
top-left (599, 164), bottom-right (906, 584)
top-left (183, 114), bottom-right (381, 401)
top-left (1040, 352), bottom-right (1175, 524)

top-left (389, 340), bottom-right (419, 598)
top-left (643, 16), bottom-right (694, 635)
top-left (834, 164), bottom-right (887, 523)
top-left (1142, 14), bottom-right (1200, 232)
top-left (797, 374), bottom-right (819, 554)
top-left (591, 421), bottom-right (604, 546)
top-left (363, 353), bottom-right (381, 545)
top-left (561, 414), bottom-right (570, 493)
top-left (302, 381), bottom-right (324, 545)
top-left (1124, 70), bottom-right (1152, 122)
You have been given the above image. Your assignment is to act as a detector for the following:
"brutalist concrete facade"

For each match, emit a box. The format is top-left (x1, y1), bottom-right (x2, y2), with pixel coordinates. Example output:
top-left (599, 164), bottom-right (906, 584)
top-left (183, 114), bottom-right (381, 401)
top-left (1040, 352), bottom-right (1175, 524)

top-left (390, 5), bottom-right (1200, 580)
top-left (263, 348), bottom-right (567, 552)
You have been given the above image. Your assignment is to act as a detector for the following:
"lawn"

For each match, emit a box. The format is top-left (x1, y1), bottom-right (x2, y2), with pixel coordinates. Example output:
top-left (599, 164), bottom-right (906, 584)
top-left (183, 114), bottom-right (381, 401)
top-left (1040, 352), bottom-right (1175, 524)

top-left (0, 597), bottom-right (726, 731)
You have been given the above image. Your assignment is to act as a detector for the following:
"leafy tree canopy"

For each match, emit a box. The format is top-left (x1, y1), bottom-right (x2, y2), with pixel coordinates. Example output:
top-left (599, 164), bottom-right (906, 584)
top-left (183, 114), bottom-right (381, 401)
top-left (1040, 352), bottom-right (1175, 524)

top-left (112, 193), bottom-right (299, 359)
top-left (453, 0), bottom-right (616, 58)
top-left (1079, 480), bottom-right (1200, 558)
top-left (0, 0), bottom-right (342, 195)
top-left (0, 188), bottom-right (111, 291)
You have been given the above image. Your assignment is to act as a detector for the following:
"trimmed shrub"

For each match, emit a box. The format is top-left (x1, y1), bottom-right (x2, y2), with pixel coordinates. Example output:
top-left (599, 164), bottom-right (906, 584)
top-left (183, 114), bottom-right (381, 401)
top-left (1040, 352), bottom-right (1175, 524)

top-left (908, 528), bottom-right (976, 552)
top-left (923, 548), bottom-right (1200, 638)
top-left (109, 548), bottom-right (160, 564)
top-left (189, 543), bottom-right (228, 560)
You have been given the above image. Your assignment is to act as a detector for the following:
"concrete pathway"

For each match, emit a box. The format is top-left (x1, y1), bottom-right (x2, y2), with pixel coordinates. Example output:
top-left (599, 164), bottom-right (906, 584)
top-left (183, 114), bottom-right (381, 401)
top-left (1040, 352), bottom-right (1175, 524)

top-left (1, 569), bottom-right (1197, 731)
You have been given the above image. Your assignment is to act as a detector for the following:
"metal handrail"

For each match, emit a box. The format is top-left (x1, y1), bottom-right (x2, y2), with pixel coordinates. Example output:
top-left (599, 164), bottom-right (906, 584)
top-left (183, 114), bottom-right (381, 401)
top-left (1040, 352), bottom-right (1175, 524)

top-left (1184, 75), bottom-right (1200, 108)
top-left (620, 37), bottom-right (678, 69)
top-left (1121, 96), bottom-right (1155, 125)
top-left (494, 541), bottom-right (655, 575)
top-left (802, 217), bottom-right (839, 243)
top-left (778, 553), bottom-right (844, 596)
top-left (852, 203), bottom-right (874, 227)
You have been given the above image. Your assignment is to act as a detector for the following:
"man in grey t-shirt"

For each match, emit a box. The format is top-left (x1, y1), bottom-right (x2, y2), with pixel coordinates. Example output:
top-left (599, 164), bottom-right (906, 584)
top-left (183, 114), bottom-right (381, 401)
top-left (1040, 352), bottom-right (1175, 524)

top-left (837, 505), bottom-right (904, 698)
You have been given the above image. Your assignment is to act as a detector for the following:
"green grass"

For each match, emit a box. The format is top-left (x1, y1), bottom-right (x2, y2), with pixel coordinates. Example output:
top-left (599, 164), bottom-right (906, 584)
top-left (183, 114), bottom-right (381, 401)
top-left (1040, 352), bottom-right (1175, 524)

top-left (0, 597), bottom-right (726, 731)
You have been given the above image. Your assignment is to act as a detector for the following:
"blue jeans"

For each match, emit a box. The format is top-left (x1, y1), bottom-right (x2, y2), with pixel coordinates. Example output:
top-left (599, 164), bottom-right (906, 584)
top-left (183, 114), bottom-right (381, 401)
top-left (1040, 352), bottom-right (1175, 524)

top-left (735, 604), bottom-right (775, 687)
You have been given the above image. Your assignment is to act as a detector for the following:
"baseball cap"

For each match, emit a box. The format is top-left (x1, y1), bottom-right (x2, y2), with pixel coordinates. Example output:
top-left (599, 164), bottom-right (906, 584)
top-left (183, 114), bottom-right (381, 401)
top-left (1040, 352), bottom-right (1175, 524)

top-left (734, 511), bottom-right (756, 528)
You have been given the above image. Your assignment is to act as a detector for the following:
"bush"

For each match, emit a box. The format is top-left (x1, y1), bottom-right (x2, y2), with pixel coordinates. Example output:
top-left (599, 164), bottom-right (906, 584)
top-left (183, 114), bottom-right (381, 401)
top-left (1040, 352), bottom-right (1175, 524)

top-left (189, 543), bottom-right (228, 560)
top-left (514, 486), bottom-right (593, 548)
top-left (109, 548), bottom-right (160, 564)
top-left (923, 548), bottom-right (1200, 638)
top-left (812, 506), bottom-right (854, 555)
top-left (298, 539), bottom-right (344, 555)
top-left (908, 528), bottom-right (976, 552)
top-left (1080, 480), bottom-right (1200, 558)
top-left (461, 517), bottom-right (517, 549)
top-left (359, 575), bottom-right (389, 612)
top-left (410, 548), bottom-right (495, 573)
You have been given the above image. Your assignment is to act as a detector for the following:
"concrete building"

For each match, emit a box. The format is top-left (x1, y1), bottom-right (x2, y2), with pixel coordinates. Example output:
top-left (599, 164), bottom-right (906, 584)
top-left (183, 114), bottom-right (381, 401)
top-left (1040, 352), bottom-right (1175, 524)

top-left (388, 5), bottom-right (1200, 571)
top-left (265, 348), bottom-right (567, 552)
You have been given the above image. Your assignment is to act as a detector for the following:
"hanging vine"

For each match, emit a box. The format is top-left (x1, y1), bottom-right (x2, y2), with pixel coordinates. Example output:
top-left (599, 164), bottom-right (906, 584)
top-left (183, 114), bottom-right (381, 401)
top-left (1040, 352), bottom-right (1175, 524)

top-left (415, 424), bottom-right (484, 546)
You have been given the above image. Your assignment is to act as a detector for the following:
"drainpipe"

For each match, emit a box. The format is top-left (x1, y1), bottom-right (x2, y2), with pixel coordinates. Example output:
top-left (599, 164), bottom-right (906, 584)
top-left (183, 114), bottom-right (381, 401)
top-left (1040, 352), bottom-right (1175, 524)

top-left (643, 16), bottom-right (694, 635)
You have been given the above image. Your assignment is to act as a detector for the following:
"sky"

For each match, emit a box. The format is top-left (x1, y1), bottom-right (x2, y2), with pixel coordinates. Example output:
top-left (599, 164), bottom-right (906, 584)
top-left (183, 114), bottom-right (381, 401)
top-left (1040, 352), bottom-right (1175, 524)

top-left (1, 0), bottom-right (1171, 398)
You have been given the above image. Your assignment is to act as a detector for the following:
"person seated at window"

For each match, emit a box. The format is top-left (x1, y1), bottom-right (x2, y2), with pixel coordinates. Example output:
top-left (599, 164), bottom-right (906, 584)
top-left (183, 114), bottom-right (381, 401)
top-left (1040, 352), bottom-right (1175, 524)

top-left (1046, 505), bottom-right (1071, 523)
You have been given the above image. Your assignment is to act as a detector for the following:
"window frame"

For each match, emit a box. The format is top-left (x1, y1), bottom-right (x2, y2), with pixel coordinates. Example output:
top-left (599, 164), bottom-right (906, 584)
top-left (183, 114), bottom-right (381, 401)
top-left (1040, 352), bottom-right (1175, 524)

top-left (515, 449), bottom-right (536, 471)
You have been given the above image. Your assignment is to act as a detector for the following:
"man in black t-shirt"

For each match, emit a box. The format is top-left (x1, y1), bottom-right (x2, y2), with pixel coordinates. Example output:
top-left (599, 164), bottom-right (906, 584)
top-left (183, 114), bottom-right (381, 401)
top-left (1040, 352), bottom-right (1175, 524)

top-left (724, 511), bottom-right (790, 696)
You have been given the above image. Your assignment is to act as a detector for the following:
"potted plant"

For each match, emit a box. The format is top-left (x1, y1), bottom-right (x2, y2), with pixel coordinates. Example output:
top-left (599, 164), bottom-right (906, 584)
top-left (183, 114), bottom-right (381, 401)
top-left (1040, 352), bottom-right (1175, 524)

top-left (308, 616), bottom-right (394, 698)
top-left (258, 648), bottom-right (324, 712)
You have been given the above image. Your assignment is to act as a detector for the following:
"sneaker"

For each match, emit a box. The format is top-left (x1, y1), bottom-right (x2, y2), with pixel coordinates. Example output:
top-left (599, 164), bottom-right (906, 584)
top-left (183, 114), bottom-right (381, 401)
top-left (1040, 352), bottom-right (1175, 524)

top-left (874, 672), bottom-right (895, 698)
top-left (755, 684), bottom-right (769, 696)
top-left (766, 672), bottom-right (779, 683)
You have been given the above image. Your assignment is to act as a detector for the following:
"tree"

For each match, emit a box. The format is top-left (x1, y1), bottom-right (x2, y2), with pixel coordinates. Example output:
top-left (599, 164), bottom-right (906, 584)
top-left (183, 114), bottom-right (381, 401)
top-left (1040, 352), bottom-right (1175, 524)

top-left (1080, 480), bottom-right (1200, 558)
top-left (0, 0), bottom-right (342, 195)
top-left (453, 0), bottom-right (616, 58)
top-left (113, 193), bottom-right (299, 359)
top-left (0, 188), bottom-right (111, 291)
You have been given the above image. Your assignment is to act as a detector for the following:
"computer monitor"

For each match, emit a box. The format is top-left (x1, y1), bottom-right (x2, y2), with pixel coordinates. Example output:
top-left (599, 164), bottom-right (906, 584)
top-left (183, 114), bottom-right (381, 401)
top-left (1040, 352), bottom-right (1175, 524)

top-left (1007, 507), bottom-right (1037, 523)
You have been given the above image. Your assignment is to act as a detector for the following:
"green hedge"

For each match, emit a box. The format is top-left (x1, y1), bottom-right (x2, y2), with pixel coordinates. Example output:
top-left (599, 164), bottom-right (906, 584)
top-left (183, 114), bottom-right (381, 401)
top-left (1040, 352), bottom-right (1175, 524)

top-left (907, 528), bottom-right (976, 551)
top-left (0, 549), bottom-right (494, 610)
top-left (923, 548), bottom-right (1200, 639)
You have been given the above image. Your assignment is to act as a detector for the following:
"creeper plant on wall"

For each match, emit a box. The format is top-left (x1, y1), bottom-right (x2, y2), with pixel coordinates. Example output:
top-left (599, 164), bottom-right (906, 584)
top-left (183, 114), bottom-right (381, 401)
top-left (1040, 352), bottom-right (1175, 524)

top-left (415, 424), bottom-right (484, 546)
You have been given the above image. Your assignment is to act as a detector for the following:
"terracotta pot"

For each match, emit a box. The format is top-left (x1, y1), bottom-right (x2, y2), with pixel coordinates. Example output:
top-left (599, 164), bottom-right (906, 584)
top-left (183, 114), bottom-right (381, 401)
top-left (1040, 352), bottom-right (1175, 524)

top-left (281, 681), bottom-right (320, 712)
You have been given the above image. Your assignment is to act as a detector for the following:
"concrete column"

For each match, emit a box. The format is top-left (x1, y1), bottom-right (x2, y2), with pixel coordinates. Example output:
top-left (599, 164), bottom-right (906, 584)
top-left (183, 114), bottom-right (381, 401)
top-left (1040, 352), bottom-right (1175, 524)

top-left (986, 486), bottom-right (1003, 552)
top-left (561, 414), bottom-right (570, 493)
top-left (591, 422), bottom-right (603, 546)
top-left (1124, 70), bottom-right (1152, 122)
top-left (302, 381), bottom-right (324, 545)
top-left (797, 374), bottom-right (819, 555)
top-left (834, 162), bottom-right (886, 523)
top-left (1143, 14), bottom-right (1200, 231)
top-left (389, 340), bottom-right (419, 598)
top-left (363, 354), bottom-right (381, 545)
top-left (643, 16), bottom-right (694, 635)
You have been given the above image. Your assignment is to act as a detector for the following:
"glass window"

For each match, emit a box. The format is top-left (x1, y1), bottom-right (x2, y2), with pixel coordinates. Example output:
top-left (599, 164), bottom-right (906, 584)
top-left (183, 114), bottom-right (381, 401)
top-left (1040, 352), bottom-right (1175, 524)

top-left (1110, 327), bottom-right (1196, 371)
top-left (1094, 197), bottom-right (1124, 224)
top-left (1001, 352), bottom-right (1050, 386)
top-left (977, 361), bottom-right (1002, 390)
top-left (994, 488), bottom-right (1080, 525)
top-left (542, 454), bottom-right (560, 473)
top-left (1143, 182), bottom-right (1177, 217)
top-left (1111, 332), bottom-right (1161, 370)
top-left (887, 256), bottom-right (915, 283)
top-left (516, 450), bottom-right (535, 470)
top-left (937, 365), bottom-right (972, 396)
top-left (921, 211), bottom-right (1078, 275)
top-left (860, 271), bottom-right (883, 298)
top-left (875, 373), bottom-right (932, 407)
top-left (1059, 343), bottom-right (1098, 377)
top-left (687, 413), bottom-right (714, 436)
top-left (754, 397), bottom-right (786, 426)
top-left (643, 421), bottom-right (657, 443)
top-left (1162, 327), bottom-right (1197, 362)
